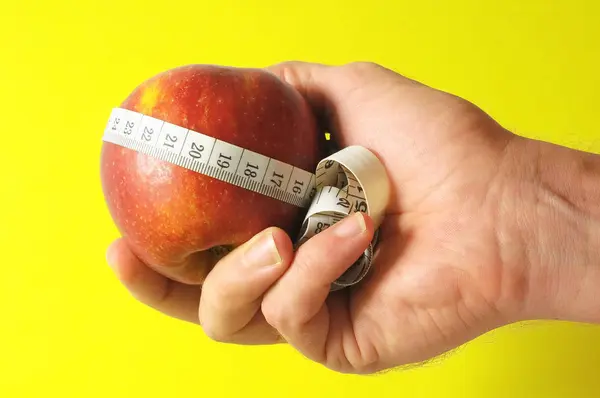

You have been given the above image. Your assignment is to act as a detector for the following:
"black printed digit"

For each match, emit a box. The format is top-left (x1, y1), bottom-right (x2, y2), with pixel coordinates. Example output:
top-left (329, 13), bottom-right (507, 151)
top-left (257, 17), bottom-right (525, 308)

top-left (244, 162), bottom-right (259, 178)
top-left (189, 142), bottom-right (204, 159)
top-left (270, 171), bottom-right (284, 188)
top-left (123, 120), bottom-right (135, 135)
top-left (141, 126), bottom-right (153, 142)
top-left (337, 197), bottom-right (350, 208)
top-left (163, 133), bottom-right (178, 148)
top-left (315, 221), bottom-right (331, 234)
top-left (217, 153), bottom-right (232, 168)
top-left (353, 200), bottom-right (368, 213)
top-left (292, 180), bottom-right (304, 195)
top-left (111, 117), bottom-right (120, 130)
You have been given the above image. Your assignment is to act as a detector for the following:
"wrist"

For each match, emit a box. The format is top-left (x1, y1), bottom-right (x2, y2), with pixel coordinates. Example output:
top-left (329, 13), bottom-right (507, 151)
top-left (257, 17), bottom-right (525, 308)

top-left (499, 135), bottom-right (600, 323)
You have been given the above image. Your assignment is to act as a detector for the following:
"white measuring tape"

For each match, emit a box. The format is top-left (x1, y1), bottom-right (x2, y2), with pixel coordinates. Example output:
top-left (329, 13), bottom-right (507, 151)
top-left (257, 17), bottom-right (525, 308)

top-left (103, 107), bottom-right (390, 290)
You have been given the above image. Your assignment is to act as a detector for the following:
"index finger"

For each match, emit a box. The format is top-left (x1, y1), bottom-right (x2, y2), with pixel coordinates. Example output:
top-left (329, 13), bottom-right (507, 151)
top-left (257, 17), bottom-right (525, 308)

top-left (261, 212), bottom-right (375, 369)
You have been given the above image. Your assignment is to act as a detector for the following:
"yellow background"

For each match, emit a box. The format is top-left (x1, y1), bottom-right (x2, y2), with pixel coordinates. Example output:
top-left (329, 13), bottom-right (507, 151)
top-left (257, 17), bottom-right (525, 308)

top-left (1, 1), bottom-right (599, 397)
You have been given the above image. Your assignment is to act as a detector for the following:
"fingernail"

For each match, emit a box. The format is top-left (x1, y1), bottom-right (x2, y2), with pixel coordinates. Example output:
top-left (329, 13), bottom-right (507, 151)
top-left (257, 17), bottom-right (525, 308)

top-left (243, 231), bottom-right (282, 268)
top-left (333, 212), bottom-right (367, 238)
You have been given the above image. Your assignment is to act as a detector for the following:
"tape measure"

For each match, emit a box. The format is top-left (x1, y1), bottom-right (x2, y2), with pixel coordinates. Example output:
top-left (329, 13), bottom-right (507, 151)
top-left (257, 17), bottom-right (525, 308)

top-left (103, 107), bottom-right (391, 290)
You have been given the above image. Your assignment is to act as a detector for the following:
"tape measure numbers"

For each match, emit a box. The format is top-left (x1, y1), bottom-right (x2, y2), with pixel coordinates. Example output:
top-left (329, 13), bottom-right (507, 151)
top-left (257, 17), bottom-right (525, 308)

top-left (103, 107), bottom-right (391, 289)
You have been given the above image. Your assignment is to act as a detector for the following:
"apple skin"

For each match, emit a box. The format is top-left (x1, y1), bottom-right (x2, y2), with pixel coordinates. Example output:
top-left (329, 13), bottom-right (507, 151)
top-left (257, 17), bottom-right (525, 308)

top-left (100, 64), bottom-right (324, 284)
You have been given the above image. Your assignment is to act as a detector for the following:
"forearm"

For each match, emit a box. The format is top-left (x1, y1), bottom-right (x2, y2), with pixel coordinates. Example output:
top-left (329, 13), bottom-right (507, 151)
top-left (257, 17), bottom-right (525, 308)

top-left (502, 135), bottom-right (600, 323)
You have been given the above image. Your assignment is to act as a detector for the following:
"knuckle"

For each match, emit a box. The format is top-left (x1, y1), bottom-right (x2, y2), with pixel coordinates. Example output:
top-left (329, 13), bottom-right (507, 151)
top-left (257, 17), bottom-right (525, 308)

top-left (260, 298), bottom-right (279, 325)
top-left (336, 61), bottom-right (398, 89)
top-left (439, 96), bottom-right (494, 133)
top-left (202, 268), bottom-right (240, 306)
top-left (208, 283), bottom-right (234, 305)
top-left (132, 278), bottom-right (174, 308)
top-left (324, 355), bottom-right (381, 375)
top-left (261, 297), bottom-right (290, 331)
top-left (197, 299), bottom-right (231, 344)
top-left (343, 61), bottom-right (384, 75)
top-left (267, 61), bottom-right (307, 86)
top-left (293, 248), bottom-right (322, 278)
top-left (203, 326), bottom-right (233, 344)
top-left (198, 312), bottom-right (233, 344)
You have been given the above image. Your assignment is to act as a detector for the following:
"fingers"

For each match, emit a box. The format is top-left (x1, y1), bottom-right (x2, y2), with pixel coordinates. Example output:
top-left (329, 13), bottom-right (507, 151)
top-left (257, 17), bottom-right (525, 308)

top-left (265, 61), bottom-right (400, 151)
top-left (265, 61), bottom-right (397, 110)
top-left (106, 238), bottom-right (202, 324)
top-left (139, 256), bottom-right (211, 286)
top-left (262, 212), bottom-right (374, 363)
top-left (265, 61), bottom-right (333, 110)
top-left (266, 61), bottom-right (344, 152)
top-left (199, 227), bottom-right (294, 344)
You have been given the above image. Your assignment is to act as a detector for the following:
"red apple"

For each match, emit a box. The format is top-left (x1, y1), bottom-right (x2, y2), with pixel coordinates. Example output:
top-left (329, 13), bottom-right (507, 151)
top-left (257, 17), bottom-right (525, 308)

top-left (100, 64), bottom-right (324, 284)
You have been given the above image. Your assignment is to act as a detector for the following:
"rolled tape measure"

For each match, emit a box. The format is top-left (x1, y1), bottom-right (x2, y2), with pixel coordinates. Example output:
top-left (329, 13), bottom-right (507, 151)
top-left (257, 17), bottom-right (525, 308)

top-left (103, 107), bottom-right (391, 290)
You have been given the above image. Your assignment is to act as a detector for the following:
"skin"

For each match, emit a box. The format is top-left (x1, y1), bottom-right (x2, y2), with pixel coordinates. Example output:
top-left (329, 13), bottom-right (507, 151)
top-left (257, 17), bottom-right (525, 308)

top-left (106, 61), bottom-right (600, 374)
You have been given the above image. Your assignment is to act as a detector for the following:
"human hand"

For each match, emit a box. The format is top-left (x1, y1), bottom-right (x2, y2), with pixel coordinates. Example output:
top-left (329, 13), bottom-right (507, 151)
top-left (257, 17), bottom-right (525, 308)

top-left (106, 61), bottom-right (599, 374)
top-left (253, 61), bottom-right (523, 373)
